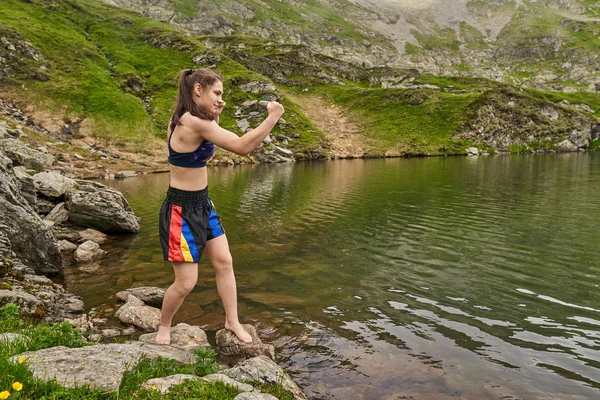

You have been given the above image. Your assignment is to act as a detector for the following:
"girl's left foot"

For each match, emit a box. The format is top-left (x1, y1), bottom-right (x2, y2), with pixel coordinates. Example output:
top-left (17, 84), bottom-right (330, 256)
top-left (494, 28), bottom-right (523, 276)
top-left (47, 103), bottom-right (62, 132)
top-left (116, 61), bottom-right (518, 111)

top-left (225, 320), bottom-right (253, 343)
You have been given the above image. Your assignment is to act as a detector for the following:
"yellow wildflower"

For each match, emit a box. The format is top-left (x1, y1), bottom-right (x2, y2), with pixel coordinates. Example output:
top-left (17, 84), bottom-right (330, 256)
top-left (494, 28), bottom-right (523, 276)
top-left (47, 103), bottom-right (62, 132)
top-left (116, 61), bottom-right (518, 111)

top-left (0, 390), bottom-right (10, 399)
top-left (151, 385), bottom-right (157, 391)
top-left (18, 356), bottom-right (26, 364)
top-left (12, 382), bottom-right (22, 391)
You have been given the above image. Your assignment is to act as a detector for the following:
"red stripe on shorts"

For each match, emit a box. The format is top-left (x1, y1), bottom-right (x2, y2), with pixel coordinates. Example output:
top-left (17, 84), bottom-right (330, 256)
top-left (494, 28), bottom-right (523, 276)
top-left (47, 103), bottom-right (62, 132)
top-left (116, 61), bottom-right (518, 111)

top-left (168, 204), bottom-right (184, 260)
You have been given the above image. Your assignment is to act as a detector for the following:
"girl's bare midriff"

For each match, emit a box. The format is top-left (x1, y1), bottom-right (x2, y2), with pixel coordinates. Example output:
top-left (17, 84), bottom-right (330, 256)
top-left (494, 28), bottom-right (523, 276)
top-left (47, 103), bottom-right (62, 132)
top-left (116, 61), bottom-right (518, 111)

top-left (169, 165), bottom-right (208, 191)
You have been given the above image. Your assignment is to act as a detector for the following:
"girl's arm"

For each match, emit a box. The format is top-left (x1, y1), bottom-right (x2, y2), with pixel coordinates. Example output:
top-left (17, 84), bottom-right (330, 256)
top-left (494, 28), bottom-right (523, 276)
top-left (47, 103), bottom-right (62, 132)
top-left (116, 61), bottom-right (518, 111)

top-left (193, 102), bottom-right (284, 156)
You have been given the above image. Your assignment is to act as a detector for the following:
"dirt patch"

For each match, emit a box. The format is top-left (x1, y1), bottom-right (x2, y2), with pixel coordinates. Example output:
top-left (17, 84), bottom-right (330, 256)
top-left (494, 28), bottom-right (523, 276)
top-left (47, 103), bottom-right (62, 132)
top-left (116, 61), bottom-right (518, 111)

top-left (286, 92), bottom-right (373, 158)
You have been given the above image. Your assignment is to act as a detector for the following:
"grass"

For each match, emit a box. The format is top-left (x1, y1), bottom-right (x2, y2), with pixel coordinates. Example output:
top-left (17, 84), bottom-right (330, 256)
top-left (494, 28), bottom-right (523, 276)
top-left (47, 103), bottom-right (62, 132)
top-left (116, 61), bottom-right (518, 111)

top-left (0, 303), bottom-right (294, 399)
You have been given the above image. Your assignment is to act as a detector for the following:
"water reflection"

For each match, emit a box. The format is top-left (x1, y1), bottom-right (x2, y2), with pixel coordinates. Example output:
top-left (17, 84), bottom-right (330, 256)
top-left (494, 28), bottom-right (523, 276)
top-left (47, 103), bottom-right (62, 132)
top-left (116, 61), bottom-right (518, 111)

top-left (61, 154), bottom-right (600, 399)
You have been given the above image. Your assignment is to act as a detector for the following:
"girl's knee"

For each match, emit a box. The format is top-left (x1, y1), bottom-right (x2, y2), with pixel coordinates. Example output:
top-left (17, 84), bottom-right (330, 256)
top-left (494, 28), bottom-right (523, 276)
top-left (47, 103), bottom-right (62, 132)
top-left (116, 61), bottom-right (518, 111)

top-left (212, 253), bottom-right (233, 273)
top-left (173, 279), bottom-right (196, 295)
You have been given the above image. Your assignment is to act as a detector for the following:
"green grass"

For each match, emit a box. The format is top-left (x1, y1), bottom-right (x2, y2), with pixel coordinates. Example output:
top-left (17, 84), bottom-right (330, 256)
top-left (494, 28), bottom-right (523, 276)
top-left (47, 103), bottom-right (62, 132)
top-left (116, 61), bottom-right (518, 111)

top-left (0, 303), bottom-right (293, 399)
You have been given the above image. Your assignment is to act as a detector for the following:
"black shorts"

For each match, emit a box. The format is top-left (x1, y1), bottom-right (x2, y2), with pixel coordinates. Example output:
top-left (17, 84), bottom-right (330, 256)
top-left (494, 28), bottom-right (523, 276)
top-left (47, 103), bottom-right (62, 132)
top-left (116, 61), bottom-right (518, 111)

top-left (159, 186), bottom-right (225, 263)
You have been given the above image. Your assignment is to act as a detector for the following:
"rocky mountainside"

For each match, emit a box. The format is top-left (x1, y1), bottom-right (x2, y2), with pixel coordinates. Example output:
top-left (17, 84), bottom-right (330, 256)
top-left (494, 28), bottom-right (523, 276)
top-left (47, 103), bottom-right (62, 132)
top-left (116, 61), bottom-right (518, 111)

top-left (100, 0), bottom-right (600, 92)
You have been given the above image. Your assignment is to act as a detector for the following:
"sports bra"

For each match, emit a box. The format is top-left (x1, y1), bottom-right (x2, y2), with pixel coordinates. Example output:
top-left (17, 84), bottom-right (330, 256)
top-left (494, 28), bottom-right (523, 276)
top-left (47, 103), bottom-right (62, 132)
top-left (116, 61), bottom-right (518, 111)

top-left (167, 129), bottom-right (215, 168)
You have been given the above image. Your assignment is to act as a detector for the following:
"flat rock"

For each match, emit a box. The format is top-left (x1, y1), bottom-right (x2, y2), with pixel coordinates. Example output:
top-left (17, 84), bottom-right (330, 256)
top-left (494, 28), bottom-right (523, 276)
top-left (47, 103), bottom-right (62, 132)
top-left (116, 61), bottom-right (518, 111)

top-left (115, 286), bottom-right (165, 306)
top-left (139, 323), bottom-right (210, 351)
top-left (13, 342), bottom-right (196, 392)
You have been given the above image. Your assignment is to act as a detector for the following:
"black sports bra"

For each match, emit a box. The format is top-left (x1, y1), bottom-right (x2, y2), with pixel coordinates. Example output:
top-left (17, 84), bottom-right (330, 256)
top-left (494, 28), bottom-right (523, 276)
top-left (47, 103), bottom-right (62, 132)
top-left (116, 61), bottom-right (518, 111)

top-left (167, 130), bottom-right (215, 168)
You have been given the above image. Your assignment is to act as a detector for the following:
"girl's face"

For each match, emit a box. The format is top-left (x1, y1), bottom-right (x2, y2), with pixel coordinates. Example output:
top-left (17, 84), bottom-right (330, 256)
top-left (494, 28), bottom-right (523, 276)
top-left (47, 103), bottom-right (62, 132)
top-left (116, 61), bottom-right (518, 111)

top-left (195, 80), bottom-right (224, 115)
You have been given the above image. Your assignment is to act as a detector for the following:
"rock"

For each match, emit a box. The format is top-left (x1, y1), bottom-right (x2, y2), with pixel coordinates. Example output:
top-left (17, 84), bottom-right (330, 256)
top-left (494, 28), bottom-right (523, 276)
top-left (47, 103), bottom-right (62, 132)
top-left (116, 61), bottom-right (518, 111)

top-left (0, 333), bottom-right (29, 344)
top-left (223, 356), bottom-right (307, 400)
top-left (0, 154), bottom-right (62, 275)
top-left (0, 289), bottom-right (43, 316)
top-left (122, 326), bottom-right (135, 336)
top-left (201, 373), bottom-right (255, 392)
top-left (32, 171), bottom-right (77, 198)
top-left (115, 286), bottom-right (165, 306)
top-left (12, 166), bottom-right (36, 209)
top-left (78, 228), bottom-right (108, 244)
top-left (45, 202), bottom-right (69, 225)
top-left (115, 295), bottom-right (160, 331)
top-left (239, 81), bottom-right (277, 94)
top-left (556, 139), bottom-right (578, 152)
top-left (139, 323), bottom-right (210, 351)
top-left (74, 240), bottom-right (105, 263)
top-left (216, 325), bottom-right (275, 360)
top-left (234, 393), bottom-right (278, 400)
top-left (115, 170), bottom-right (137, 179)
top-left (13, 342), bottom-right (196, 392)
top-left (58, 240), bottom-right (77, 253)
top-left (0, 139), bottom-right (55, 170)
top-left (23, 274), bottom-right (52, 285)
top-left (66, 181), bottom-right (140, 233)
top-left (466, 147), bottom-right (479, 156)
top-left (101, 329), bottom-right (121, 339)
top-left (36, 195), bottom-right (57, 215)
top-left (142, 374), bottom-right (200, 394)
top-left (52, 225), bottom-right (82, 243)
top-left (237, 119), bottom-right (251, 133)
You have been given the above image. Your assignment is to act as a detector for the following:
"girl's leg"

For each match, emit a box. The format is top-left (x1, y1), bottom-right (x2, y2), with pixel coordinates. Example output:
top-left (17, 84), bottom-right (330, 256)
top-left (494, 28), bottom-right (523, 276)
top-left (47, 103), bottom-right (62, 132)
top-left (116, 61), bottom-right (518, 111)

top-left (205, 234), bottom-right (252, 343)
top-left (155, 262), bottom-right (198, 345)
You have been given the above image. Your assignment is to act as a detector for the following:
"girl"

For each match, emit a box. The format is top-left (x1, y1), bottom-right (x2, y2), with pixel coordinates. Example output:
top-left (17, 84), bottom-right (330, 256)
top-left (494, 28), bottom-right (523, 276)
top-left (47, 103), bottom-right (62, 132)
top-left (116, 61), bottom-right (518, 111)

top-left (157, 68), bottom-right (284, 344)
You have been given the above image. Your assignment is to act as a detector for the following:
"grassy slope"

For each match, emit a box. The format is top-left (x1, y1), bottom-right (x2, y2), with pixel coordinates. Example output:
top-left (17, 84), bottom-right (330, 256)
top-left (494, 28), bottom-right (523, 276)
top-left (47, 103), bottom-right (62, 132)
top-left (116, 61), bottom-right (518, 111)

top-left (0, 0), bottom-right (325, 154)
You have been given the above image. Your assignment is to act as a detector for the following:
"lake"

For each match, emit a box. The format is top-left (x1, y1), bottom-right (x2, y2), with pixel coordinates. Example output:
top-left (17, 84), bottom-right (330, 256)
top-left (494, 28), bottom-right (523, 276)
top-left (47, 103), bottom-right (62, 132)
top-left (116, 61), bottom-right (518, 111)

top-left (60, 153), bottom-right (600, 399)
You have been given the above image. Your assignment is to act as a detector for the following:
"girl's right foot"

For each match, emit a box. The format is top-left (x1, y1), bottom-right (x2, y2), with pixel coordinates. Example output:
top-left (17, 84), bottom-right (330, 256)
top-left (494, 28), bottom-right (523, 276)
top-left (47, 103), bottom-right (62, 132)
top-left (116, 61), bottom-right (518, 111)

top-left (155, 324), bottom-right (171, 345)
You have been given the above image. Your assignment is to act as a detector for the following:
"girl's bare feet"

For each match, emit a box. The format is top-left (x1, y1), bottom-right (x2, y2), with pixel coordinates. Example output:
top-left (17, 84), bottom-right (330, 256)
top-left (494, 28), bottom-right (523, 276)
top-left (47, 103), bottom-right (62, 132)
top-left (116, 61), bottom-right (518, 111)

top-left (225, 320), bottom-right (253, 343)
top-left (155, 324), bottom-right (171, 345)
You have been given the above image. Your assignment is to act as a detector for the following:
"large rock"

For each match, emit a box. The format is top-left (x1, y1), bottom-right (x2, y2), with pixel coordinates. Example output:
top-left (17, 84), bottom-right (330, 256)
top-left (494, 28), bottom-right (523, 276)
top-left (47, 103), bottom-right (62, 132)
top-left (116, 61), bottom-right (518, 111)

top-left (139, 323), bottom-right (210, 351)
top-left (32, 171), bottom-right (77, 198)
top-left (12, 166), bottom-right (36, 209)
top-left (216, 325), bottom-right (275, 360)
top-left (115, 295), bottom-right (160, 331)
top-left (115, 286), bottom-right (165, 306)
top-left (223, 356), bottom-right (307, 400)
top-left (0, 150), bottom-right (62, 275)
top-left (0, 139), bottom-right (55, 170)
top-left (14, 342), bottom-right (196, 392)
top-left (66, 180), bottom-right (140, 233)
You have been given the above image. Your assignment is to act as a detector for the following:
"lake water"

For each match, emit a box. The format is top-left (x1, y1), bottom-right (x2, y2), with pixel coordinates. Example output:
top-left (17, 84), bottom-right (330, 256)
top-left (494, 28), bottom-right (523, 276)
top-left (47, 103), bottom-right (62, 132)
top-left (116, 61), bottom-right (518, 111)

top-left (61, 153), bottom-right (600, 399)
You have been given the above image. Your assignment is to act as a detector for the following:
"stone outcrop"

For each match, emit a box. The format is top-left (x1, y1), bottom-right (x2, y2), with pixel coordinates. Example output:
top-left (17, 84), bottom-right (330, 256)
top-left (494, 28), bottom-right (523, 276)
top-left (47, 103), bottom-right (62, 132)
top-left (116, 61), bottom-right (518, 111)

top-left (13, 342), bottom-right (196, 392)
top-left (456, 89), bottom-right (600, 152)
top-left (0, 148), bottom-right (61, 275)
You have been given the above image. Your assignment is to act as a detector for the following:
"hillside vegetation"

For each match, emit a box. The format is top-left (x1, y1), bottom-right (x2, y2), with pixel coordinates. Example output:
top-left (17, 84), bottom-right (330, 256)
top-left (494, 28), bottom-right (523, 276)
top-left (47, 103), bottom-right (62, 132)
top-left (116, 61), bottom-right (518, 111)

top-left (0, 0), bottom-right (599, 164)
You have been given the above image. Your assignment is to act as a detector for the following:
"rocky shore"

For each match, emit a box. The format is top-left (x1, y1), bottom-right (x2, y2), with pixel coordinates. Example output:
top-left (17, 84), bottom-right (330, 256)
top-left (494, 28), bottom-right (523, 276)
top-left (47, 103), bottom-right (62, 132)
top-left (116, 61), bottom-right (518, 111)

top-left (0, 120), bottom-right (307, 399)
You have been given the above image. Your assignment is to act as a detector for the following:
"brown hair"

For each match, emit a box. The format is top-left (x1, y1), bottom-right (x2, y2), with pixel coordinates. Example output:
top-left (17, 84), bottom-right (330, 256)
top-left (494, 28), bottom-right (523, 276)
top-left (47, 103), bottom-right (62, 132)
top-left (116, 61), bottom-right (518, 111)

top-left (169, 68), bottom-right (223, 134)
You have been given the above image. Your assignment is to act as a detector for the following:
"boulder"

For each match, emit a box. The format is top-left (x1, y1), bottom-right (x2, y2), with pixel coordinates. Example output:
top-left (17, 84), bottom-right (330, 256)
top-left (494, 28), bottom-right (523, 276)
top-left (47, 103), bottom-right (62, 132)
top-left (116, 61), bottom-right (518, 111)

top-left (32, 171), bottom-right (77, 198)
top-left (66, 181), bottom-right (140, 233)
top-left (139, 323), bottom-right (210, 351)
top-left (216, 324), bottom-right (275, 360)
top-left (115, 294), bottom-right (160, 331)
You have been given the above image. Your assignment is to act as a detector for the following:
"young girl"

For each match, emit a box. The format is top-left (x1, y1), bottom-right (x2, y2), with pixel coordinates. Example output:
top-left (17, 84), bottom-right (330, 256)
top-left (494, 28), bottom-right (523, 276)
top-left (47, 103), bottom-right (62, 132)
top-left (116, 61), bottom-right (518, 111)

top-left (157, 68), bottom-right (284, 344)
